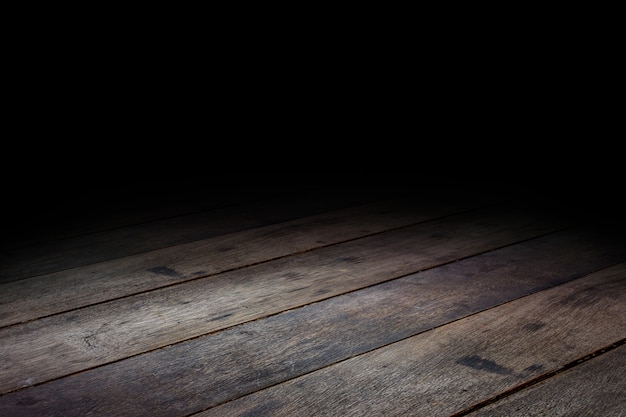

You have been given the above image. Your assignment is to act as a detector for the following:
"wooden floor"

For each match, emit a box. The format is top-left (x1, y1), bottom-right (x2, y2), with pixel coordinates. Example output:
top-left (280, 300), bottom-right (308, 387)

top-left (1, 174), bottom-right (625, 416)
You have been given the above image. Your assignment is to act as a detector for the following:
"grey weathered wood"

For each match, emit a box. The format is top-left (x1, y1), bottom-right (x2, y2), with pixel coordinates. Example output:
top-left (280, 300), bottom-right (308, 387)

top-left (0, 203), bottom-right (570, 394)
top-left (465, 344), bottom-right (626, 417)
top-left (197, 262), bottom-right (626, 417)
top-left (0, 188), bottom-right (381, 283)
top-left (0, 197), bottom-right (482, 328)
top-left (1, 231), bottom-right (624, 416)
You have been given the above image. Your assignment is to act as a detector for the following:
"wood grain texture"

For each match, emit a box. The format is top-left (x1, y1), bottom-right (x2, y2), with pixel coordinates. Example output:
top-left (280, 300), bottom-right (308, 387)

top-left (466, 344), bottom-right (626, 417)
top-left (1, 176), bottom-right (623, 417)
top-left (0, 230), bottom-right (624, 416)
top-left (0, 203), bottom-right (570, 394)
top-left (0, 197), bottom-right (481, 328)
top-left (198, 262), bottom-right (626, 417)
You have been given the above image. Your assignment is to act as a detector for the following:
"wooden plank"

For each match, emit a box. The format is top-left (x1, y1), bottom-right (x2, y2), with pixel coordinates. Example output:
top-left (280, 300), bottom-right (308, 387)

top-left (0, 203), bottom-right (572, 394)
top-left (465, 343), bottom-right (626, 417)
top-left (0, 188), bottom-right (382, 283)
top-left (197, 262), bottom-right (626, 417)
top-left (1, 232), bottom-right (624, 416)
top-left (0, 197), bottom-right (483, 327)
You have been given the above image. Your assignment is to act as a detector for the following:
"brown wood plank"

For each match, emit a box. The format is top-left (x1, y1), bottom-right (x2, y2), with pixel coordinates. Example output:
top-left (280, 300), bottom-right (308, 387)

top-left (0, 188), bottom-right (383, 283)
top-left (1, 230), bottom-right (624, 416)
top-left (0, 202), bottom-right (571, 394)
top-left (197, 262), bottom-right (626, 417)
top-left (465, 343), bottom-right (626, 417)
top-left (0, 197), bottom-right (482, 328)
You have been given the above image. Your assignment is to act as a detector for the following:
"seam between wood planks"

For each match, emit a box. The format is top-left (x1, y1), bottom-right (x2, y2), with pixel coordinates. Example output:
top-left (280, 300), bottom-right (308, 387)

top-left (0, 204), bottom-right (493, 330)
top-left (181, 260), bottom-right (626, 415)
top-left (0, 197), bottom-right (482, 285)
top-left (446, 337), bottom-right (626, 417)
top-left (0, 186), bottom-right (400, 284)
top-left (0, 227), bottom-right (601, 400)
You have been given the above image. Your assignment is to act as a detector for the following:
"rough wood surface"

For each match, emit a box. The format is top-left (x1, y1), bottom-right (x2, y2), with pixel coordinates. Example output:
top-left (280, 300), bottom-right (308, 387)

top-left (466, 344), bottom-right (626, 417)
top-left (0, 188), bottom-right (380, 283)
top-left (0, 197), bottom-right (482, 327)
top-left (0, 203), bottom-right (570, 394)
top-left (198, 262), bottom-right (626, 417)
top-left (0, 233), bottom-right (624, 416)
top-left (0, 179), bottom-right (624, 417)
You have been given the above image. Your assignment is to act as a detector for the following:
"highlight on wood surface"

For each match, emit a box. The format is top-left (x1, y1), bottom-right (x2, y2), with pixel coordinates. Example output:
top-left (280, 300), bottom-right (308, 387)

top-left (0, 179), bottom-right (624, 417)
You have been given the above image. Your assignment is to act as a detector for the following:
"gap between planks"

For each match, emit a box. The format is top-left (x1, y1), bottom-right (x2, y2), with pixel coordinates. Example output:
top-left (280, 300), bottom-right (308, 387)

top-left (0, 197), bottom-right (489, 328)
top-left (462, 341), bottom-right (626, 416)
top-left (0, 247), bottom-right (624, 416)
top-left (450, 338), bottom-right (626, 417)
top-left (0, 186), bottom-right (395, 283)
top-left (0, 202), bottom-right (583, 395)
top-left (195, 262), bottom-right (626, 417)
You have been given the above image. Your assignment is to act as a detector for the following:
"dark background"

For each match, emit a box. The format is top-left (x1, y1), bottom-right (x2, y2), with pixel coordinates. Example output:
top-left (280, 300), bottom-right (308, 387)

top-left (4, 6), bottom-right (622, 240)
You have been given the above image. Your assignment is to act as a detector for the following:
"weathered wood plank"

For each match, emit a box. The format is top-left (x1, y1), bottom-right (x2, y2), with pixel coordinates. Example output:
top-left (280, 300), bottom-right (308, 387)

top-left (0, 197), bottom-right (482, 327)
top-left (465, 343), bottom-right (626, 417)
top-left (0, 188), bottom-right (381, 283)
top-left (197, 262), bottom-right (626, 417)
top-left (1, 231), bottom-right (624, 416)
top-left (0, 203), bottom-right (570, 394)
